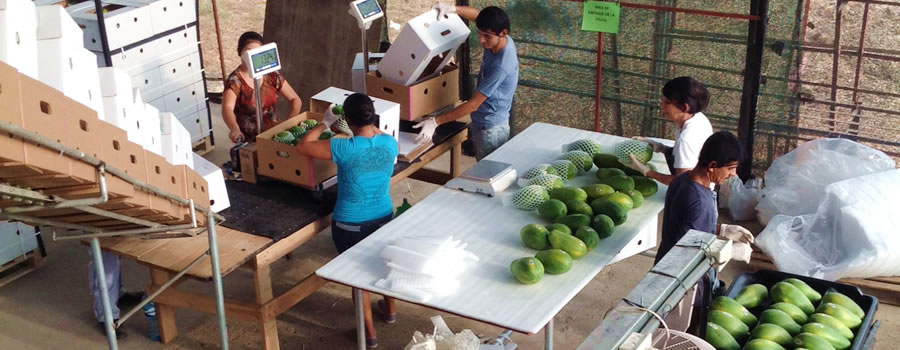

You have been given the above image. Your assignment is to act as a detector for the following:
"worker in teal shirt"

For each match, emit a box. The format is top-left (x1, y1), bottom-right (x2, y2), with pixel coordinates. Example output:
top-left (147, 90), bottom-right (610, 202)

top-left (415, 4), bottom-right (519, 160)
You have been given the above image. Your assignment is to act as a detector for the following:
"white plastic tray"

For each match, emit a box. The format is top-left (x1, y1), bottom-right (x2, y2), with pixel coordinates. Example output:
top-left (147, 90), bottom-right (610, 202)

top-left (316, 123), bottom-right (669, 334)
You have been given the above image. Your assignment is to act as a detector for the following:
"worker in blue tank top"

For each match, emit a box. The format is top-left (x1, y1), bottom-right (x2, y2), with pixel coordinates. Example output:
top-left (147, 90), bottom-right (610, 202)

top-left (415, 4), bottom-right (519, 161)
top-left (296, 93), bottom-right (398, 348)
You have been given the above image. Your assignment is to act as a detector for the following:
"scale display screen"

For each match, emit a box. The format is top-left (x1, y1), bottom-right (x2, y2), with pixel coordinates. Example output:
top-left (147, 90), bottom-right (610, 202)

top-left (251, 48), bottom-right (279, 75)
top-left (242, 42), bottom-right (282, 79)
top-left (355, 0), bottom-right (381, 19)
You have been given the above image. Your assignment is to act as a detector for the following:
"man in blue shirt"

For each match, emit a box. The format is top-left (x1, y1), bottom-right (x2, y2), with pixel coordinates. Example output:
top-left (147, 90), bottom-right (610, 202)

top-left (415, 4), bottom-right (519, 160)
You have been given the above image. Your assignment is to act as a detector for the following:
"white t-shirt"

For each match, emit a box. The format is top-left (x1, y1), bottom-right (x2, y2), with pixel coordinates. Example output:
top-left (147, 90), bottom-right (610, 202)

top-left (672, 112), bottom-right (713, 169)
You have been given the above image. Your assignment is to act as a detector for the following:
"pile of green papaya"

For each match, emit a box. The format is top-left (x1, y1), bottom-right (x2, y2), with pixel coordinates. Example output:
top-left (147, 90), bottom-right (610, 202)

top-left (509, 142), bottom-right (661, 285)
top-left (706, 277), bottom-right (868, 350)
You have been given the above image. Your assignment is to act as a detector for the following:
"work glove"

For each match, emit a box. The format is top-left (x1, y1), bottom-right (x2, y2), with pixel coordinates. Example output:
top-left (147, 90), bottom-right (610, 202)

top-left (719, 224), bottom-right (755, 244)
top-left (432, 2), bottom-right (456, 20)
top-left (732, 242), bottom-right (753, 263)
top-left (322, 104), bottom-right (341, 128)
top-left (413, 117), bottom-right (438, 144)
top-left (633, 136), bottom-right (670, 153)
top-left (620, 154), bottom-right (652, 176)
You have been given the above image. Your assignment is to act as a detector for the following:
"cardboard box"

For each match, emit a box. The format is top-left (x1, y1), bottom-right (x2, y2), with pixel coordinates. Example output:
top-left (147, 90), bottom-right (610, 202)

top-left (158, 51), bottom-right (201, 93)
top-left (0, 0), bottom-right (39, 79)
top-left (144, 149), bottom-right (185, 216)
top-left (192, 153), bottom-right (229, 212)
top-left (352, 52), bottom-right (385, 93)
top-left (68, 2), bottom-right (153, 52)
top-left (70, 48), bottom-right (105, 119)
top-left (102, 92), bottom-right (135, 132)
top-left (139, 107), bottom-right (163, 156)
top-left (239, 143), bottom-right (258, 184)
top-left (162, 79), bottom-right (202, 116)
top-left (35, 4), bottom-right (82, 45)
top-left (130, 66), bottom-right (163, 102)
top-left (256, 112), bottom-right (338, 189)
top-left (159, 113), bottom-right (193, 168)
top-left (378, 9), bottom-right (469, 86)
top-left (310, 86), bottom-right (400, 143)
top-left (98, 67), bottom-right (132, 98)
top-left (183, 165), bottom-right (209, 211)
top-left (367, 64), bottom-right (459, 121)
top-left (112, 0), bottom-right (196, 35)
top-left (0, 61), bottom-right (23, 127)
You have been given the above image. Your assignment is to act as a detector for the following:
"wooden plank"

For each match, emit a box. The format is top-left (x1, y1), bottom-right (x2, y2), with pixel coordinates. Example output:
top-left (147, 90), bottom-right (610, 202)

top-left (95, 237), bottom-right (170, 260)
top-left (0, 162), bottom-right (45, 178)
top-left (262, 273), bottom-right (327, 319)
top-left (0, 251), bottom-right (44, 289)
top-left (408, 168), bottom-right (453, 186)
top-left (149, 284), bottom-right (262, 322)
top-left (150, 268), bottom-right (179, 343)
top-left (391, 131), bottom-right (467, 185)
top-left (139, 233), bottom-right (212, 273)
top-left (253, 215), bottom-right (330, 268)
top-left (840, 278), bottom-right (900, 306)
top-left (192, 136), bottom-right (214, 156)
top-left (185, 227), bottom-right (272, 279)
top-left (4, 174), bottom-right (88, 189)
top-left (254, 265), bottom-right (280, 350)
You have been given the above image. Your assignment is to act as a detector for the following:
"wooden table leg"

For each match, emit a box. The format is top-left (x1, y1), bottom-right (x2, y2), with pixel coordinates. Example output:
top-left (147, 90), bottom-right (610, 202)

top-left (255, 265), bottom-right (279, 350)
top-left (451, 139), bottom-right (463, 178)
top-left (150, 268), bottom-right (178, 343)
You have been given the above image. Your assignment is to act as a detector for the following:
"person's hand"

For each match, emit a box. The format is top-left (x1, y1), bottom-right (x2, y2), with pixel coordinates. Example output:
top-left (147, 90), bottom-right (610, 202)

top-left (229, 129), bottom-right (245, 143)
top-left (323, 104), bottom-right (341, 128)
top-left (432, 2), bottom-right (456, 20)
top-left (633, 137), bottom-right (668, 153)
top-left (720, 224), bottom-right (755, 244)
top-left (732, 242), bottom-right (753, 263)
top-left (620, 154), bottom-right (652, 176)
top-left (413, 117), bottom-right (438, 144)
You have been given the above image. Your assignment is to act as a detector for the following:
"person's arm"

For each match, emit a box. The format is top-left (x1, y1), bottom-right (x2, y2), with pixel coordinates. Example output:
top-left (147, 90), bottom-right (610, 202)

top-left (435, 91), bottom-right (487, 125)
top-left (295, 124), bottom-right (332, 160)
top-left (454, 5), bottom-right (480, 21)
top-left (279, 80), bottom-right (302, 117)
top-left (644, 168), bottom-right (690, 186)
top-left (221, 88), bottom-right (244, 142)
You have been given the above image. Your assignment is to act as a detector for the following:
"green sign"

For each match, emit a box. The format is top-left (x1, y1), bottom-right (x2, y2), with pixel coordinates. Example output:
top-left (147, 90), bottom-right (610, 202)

top-left (581, 1), bottom-right (620, 33)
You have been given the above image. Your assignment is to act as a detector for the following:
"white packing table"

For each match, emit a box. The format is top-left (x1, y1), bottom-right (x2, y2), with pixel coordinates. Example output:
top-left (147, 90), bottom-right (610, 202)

top-left (316, 123), bottom-right (670, 349)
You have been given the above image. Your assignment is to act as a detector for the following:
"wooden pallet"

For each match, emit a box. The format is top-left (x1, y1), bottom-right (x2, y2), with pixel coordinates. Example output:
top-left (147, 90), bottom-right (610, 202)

top-left (0, 248), bottom-right (44, 289)
top-left (192, 136), bottom-right (214, 156)
top-left (750, 251), bottom-right (900, 306)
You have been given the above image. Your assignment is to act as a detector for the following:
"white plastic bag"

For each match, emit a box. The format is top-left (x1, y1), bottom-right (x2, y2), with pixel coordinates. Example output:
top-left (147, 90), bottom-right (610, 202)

top-left (756, 169), bottom-right (900, 280)
top-left (404, 316), bottom-right (481, 350)
top-left (756, 138), bottom-right (895, 225)
top-left (727, 177), bottom-right (761, 221)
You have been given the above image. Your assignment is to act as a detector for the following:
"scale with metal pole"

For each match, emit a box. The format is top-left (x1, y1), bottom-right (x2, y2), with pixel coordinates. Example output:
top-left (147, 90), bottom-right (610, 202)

top-left (445, 160), bottom-right (518, 197)
top-left (348, 0), bottom-right (384, 94)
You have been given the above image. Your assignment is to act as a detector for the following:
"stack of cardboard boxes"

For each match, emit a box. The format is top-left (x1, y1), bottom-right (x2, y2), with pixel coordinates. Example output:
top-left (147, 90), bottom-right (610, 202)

top-left (0, 0), bottom-right (226, 229)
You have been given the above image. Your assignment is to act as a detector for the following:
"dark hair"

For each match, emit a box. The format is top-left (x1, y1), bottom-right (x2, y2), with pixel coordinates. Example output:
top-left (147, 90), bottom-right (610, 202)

top-left (696, 131), bottom-right (743, 169)
top-left (343, 93), bottom-right (378, 127)
top-left (475, 6), bottom-right (510, 35)
top-left (237, 31), bottom-right (264, 56)
top-left (662, 76), bottom-right (709, 114)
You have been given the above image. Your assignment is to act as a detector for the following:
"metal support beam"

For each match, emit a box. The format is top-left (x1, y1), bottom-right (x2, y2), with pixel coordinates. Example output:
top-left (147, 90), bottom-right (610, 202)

top-left (207, 212), bottom-right (229, 349)
top-left (737, 0), bottom-right (769, 180)
top-left (90, 237), bottom-right (118, 350)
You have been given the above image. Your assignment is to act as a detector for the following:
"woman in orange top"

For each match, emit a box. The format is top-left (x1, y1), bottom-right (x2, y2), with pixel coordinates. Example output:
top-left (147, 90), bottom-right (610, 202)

top-left (222, 31), bottom-right (302, 142)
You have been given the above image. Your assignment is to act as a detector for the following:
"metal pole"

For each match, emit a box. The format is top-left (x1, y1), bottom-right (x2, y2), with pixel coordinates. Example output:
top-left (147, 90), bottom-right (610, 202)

top-left (93, 0), bottom-right (112, 66)
top-left (210, 0), bottom-right (228, 85)
top-left (253, 78), bottom-right (264, 142)
top-left (116, 252), bottom-right (208, 327)
top-left (354, 288), bottom-right (366, 350)
top-left (545, 318), bottom-right (554, 350)
top-left (594, 33), bottom-right (604, 132)
top-left (207, 212), bottom-right (229, 349)
top-left (90, 237), bottom-right (118, 350)
top-left (736, 0), bottom-right (768, 181)
top-left (361, 27), bottom-right (369, 94)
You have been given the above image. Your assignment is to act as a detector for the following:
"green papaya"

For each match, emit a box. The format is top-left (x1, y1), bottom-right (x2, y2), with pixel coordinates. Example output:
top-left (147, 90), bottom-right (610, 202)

top-left (582, 184), bottom-right (615, 201)
top-left (604, 192), bottom-right (634, 211)
top-left (592, 154), bottom-right (625, 170)
top-left (595, 167), bottom-right (626, 180)
top-left (816, 303), bottom-right (862, 330)
top-left (544, 223), bottom-right (571, 235)
top-left (709, 310), bottom-right (749, 342)
top-left (743, 338), bottom-right (787, 350)
top-left (793, 333), bottom-right (837, 350)
top-left (590, 214), bottom-right (615, 239)
top-left (520, 224), bottom-right (550, 250)
top-left (809, 313), bottom-right (854, 340)
top-left (631, 176), bottom-right (659, 197)
top-left (771, 282), bottom-right (816, 314)
top-left (538, 199), bottom-right (567, 221)
top-left (784, 278), bottom-right (823, 304)
top-left (821, 290), bottom-right (865, 319)
top-left (759, 309), bottom-right (802, 336)
top-left (736, 283), bottom-right (769, 309)
top-left (706, 322), bottom-right (741, 350)
top-left (564, 200), bottom-right (593, 216)
top-left (801, 323), bottom-right (851, 350)
top-left (590, 199), bottom-right (628, 226)
top-left (550, 187), bottom-right (588, 202)
top-left (771, 302), bottom-right (809, 324)
top-left (596, 175), bottom-right (635, 192)
top-left (534, 249), bottom-right (573, 275)
top-left (712, 296), bottom-right (758, 327)
top-left (750, 324), bottom-right (793, 348)
top-left (574, 226), bottom-right (601, 251)
top-left (510, 257), bottom-right (543, 284)
top-left (623, 190), bottom-right (644, 209)
top-left (553, 214), bottom-right (591, 231)
top-left (548, 230), bottom-right (587, 260)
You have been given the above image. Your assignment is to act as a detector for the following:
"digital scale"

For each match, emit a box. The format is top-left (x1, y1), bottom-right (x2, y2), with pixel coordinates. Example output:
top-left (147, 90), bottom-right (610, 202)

top-left (348, 0), bottom-right (384, 94)
top-left (241, 42), bottom-right (282, 142)
top-left (445, 160), bottom-right (518, 197)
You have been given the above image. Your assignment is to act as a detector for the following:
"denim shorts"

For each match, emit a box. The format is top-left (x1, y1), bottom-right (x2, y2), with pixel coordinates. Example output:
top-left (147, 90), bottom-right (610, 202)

top-left (470, 124), bottom-right (510, 161)
top-left (331, 214), bottom-right (393, 253)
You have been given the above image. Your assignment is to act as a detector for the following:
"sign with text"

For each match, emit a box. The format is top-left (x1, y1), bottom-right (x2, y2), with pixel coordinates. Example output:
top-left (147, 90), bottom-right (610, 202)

top-left (581, 1), bottom-right (620, 33)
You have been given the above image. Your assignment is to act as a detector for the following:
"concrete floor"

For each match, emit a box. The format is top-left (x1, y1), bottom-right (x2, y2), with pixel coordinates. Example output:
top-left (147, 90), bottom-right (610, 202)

top-left (0, 103), bottom-right (896, 349)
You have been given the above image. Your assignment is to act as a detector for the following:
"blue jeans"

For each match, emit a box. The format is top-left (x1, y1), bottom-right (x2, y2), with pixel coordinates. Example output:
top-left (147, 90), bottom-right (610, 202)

top-left (470, 124), bottom-right (510, 161)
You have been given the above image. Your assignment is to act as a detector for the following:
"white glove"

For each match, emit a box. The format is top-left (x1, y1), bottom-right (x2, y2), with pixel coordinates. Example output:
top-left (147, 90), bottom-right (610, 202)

top-left (732, 242), bottom-right (753, 263)
top-left (432, 2), bottom-right (456, 19)
top-left (719, 224), bottom-right (755, 244)
top-left (323, 104), bottom-right (341, 128)
top-left (413, 117), bottom-right (438, 144)
top-left (633, 137), bottom-right (669, 153)
top-left (620, 154), bottom-right (652, 176)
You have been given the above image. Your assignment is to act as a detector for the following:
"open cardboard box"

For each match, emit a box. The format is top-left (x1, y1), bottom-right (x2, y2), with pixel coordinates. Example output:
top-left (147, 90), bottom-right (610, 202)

top-left (256, 112), bottom-right (339, 189)
top-left (367, 64), bottom-right (459, 121)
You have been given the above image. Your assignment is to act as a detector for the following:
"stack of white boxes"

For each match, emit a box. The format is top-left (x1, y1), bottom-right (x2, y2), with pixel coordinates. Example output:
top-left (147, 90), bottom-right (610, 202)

top-left (160, 112), bottom-right (193, 169)
top-left (62, 0), bottom-right (211, 144)
top-left (0, 0), bottom-right (38, 78)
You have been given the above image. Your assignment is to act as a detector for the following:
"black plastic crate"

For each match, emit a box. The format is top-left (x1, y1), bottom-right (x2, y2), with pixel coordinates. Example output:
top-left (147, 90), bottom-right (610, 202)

top-left (725, 269), bottom-right (879, 350)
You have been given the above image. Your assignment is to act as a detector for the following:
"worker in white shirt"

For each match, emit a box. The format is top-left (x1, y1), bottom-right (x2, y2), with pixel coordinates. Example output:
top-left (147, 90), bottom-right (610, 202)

top-left (623, 77), bottom-right (714, 185)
